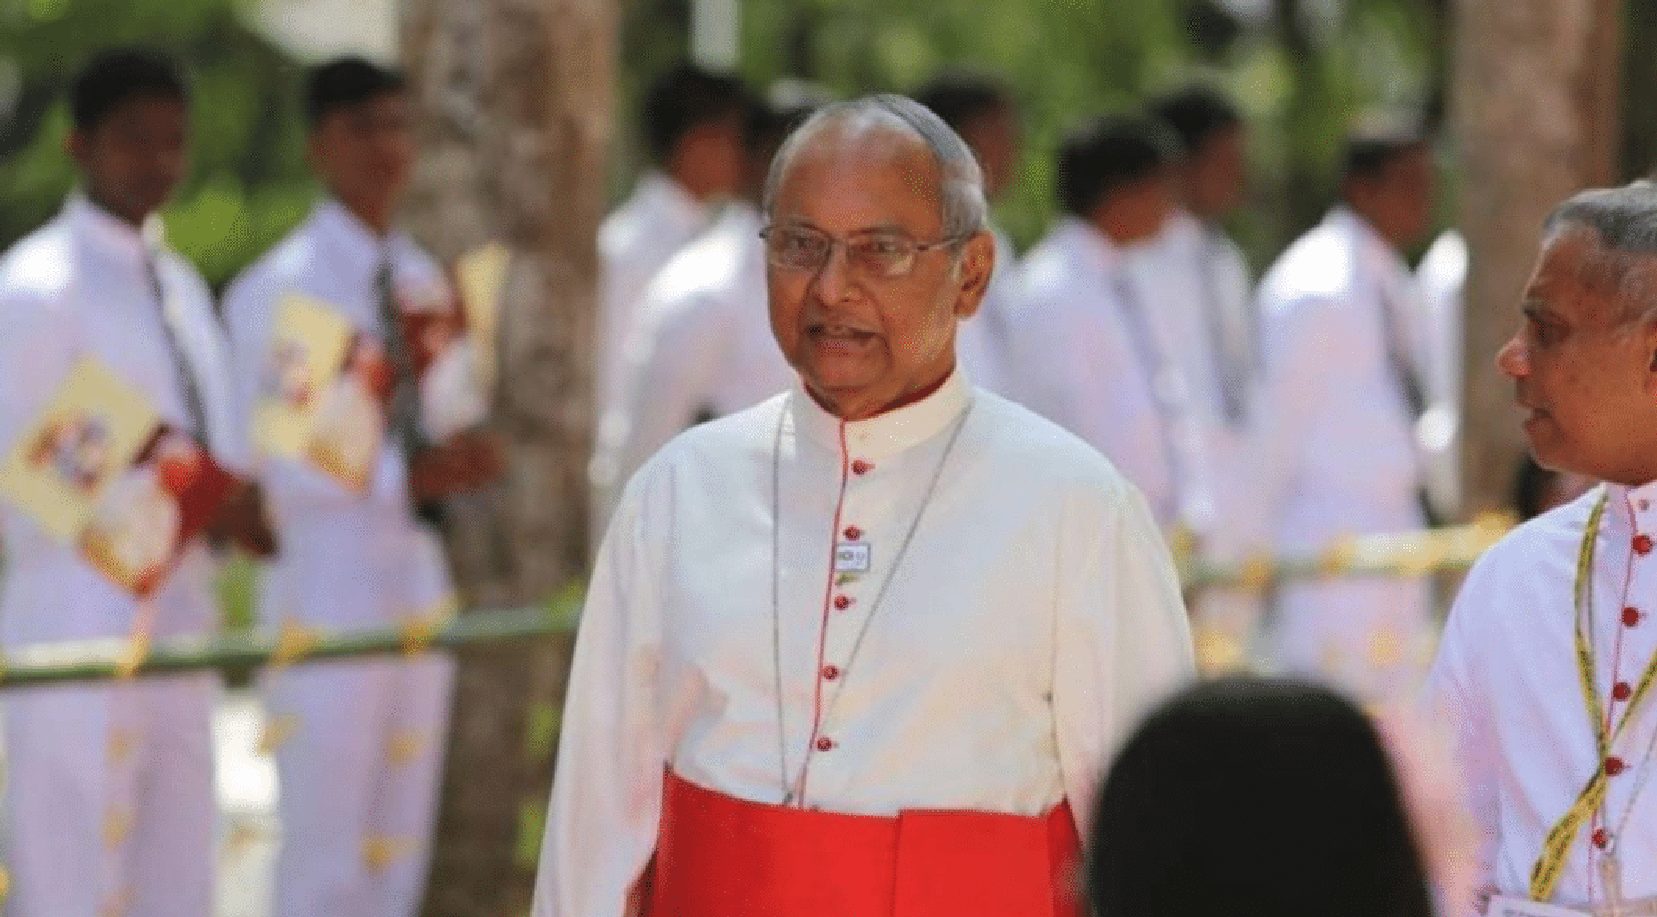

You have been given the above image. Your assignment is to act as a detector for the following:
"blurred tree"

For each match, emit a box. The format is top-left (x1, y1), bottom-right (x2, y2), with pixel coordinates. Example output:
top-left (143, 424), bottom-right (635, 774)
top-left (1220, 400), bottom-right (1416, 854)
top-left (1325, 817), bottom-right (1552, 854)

top-left (0, 0), bottom-right (315, 287)
top-left (399, 0), bottom-right (615, 913)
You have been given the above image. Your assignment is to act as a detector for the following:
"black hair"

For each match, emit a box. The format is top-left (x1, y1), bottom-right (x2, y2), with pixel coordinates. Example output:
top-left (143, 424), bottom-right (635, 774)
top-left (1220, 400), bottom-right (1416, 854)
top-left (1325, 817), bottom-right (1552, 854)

top-left (1089, 677), bottom-right (1436, 917)
top-left (913, 72), bottom-right (1013, 134)
top-left (1055, 114), bottom-right (1178, 216)
top-left (305, 56), bottom-right (406, 128)
top-left (744, 99), bottom-right (815, 159)
top-left (641, 64), bottom-right (753, 163)
top-left (1149, 85), bottom-right (1242, 157)
top-left (70, 48), bottom-right (189, 132)
top-left (1341, 117), bottom-right (1430, 184)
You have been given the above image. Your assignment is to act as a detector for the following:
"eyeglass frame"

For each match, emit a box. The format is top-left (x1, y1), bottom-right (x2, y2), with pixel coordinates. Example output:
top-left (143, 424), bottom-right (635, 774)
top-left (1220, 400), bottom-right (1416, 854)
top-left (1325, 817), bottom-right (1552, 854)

top-left (757, 223), bottom-right (973, 280)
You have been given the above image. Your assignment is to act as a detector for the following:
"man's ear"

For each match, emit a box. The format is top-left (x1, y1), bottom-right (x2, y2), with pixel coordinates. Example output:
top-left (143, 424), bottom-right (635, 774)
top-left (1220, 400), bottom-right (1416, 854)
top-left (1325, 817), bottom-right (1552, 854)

top-left (952, 230), bottom-right (996, 320)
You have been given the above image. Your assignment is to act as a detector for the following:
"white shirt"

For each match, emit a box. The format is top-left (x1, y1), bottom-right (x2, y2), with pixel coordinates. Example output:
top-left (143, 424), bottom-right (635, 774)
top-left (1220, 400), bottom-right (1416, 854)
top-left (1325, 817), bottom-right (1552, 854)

top-left (533, 370), bottom-right (1195, 917)
top-left (1011, 217), bottom-right (1215, 533)
top-left (1417, 228), bottom-right (1468, 517)
top-left (1428, 482), bottom-right (1657, 913)
top-left (1254, 207), bottom-right (1440, 551)
top-left (0, 197), bottom-right (241, 644)
top-left (222, 200), bottom-right (453, 629)
top-left (955, 225), bottom-right (1022, 397)
top-left (595, 172), bottom-right (713, 416)
top-left (590, 203), bottom-right (792, 514)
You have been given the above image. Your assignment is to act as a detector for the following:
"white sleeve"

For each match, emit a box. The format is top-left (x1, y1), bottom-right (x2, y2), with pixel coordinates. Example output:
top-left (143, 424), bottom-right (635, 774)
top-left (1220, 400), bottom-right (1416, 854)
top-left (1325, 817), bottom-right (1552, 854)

top-left (1251, 293), bottom-right (1347, 542)
top-left (532, 473), bottom-right (667, 917)
top-left (596, 287), bottom-right (728, 511)
top-left (1422, 573), bottom-right (1500, 915)
top-left (1052, 479), bottom-right (1195, 836)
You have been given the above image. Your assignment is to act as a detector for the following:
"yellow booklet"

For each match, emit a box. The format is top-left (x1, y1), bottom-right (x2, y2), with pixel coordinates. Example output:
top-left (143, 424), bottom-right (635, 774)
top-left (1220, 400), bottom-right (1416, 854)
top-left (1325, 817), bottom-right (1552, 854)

top-left (0, 358), bottom-right (159, 541)
top-left (0, 357), bottom-right (236, 598)
top-left (253, 293), bottom-right (385, 492)
top-left (454, 242), bottom-right (507, 393)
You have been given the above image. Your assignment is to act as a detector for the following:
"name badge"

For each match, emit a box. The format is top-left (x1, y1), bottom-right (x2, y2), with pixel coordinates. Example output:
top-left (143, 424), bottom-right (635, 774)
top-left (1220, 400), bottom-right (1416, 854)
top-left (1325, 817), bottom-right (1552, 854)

top-left (834, 542), bottom-right (871, 573)
top-left (1488, 895), bottom-right (1591, 917)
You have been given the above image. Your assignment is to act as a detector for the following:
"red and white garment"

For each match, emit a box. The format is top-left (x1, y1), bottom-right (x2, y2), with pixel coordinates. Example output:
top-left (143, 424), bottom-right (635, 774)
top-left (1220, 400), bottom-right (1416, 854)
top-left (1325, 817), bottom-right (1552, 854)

top-left (534, 370), bottom-right (1195, 916)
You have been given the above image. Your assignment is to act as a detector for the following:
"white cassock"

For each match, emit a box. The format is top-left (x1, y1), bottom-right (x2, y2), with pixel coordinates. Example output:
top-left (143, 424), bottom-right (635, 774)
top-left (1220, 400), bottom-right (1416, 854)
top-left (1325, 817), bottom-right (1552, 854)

top-left (222, 200), bottom-right (456, 917)
top-left (1011, 216), bottom-right (1216, 536)
top-left (532, 370), bottom-right (1195, 916)
top-left (1417, 228), bottom-right (1467, 518)
top-left (1254, 206), bottom-right (1445, 702)
top-left (0, 197), bottom-right (243, 917)
top-left (1130, 209), bottom-right (1266, 667)
top-left (1427, 483), bottom-right (1657, 915)
top-left (955, 225), bottom-right (1022, 398)
top-left (589, 203), bottom-right (793, 519)
top-left (593, 171), bottom-right (714, 418)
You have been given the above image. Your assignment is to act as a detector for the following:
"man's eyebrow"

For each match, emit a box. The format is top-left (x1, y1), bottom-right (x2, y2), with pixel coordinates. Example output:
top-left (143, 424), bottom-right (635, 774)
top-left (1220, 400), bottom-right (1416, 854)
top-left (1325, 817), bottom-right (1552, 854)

top-left (1522, 300), bottom-right (1561, 322)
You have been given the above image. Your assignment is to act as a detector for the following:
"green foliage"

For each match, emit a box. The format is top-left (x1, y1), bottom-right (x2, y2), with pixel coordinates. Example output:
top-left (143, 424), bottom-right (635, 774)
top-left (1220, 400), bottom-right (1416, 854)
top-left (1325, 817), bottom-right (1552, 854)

top-left (0, 0), bottom-right (316, 287)
top-left (622, 0), bottom-right (1450, 268)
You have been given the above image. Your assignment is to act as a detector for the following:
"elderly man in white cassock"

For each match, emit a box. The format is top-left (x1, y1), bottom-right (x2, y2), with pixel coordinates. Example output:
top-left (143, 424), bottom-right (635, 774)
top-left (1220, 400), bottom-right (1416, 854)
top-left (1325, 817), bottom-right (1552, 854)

top-left (1428, 182), bottom-right (1657, 917)
top-left (532, 94), bottom-right (1195, 917)
top-left (1254, 121), bottom-right (1448, 703)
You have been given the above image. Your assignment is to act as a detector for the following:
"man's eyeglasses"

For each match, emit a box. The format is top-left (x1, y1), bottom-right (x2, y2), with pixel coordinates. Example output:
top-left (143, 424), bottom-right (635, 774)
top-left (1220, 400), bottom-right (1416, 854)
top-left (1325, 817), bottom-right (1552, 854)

top-left (759, 225), bottom-right (966, 279)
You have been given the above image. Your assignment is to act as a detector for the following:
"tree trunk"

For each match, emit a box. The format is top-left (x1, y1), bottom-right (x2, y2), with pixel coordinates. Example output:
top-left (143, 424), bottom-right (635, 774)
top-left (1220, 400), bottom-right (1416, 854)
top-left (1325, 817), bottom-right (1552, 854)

top-left (399, 0), bottom-right (616, 913)
top-left (1452, 0), bottom-right (1620, 516)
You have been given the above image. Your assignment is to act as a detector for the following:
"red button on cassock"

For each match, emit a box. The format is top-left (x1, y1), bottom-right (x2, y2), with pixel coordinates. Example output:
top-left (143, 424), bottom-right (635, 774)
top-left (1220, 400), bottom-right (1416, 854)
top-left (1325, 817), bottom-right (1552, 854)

top-left (851, 460), bottom-right (873, 476)
top-left (822, 665), bottom-right (841, 681)
top-left (815, 737), bottom-right (836, 752)
top-left (1594, 828), bottom-right (1611, 849)
top-left (844, 526), bottom-right (863, 541)
top-left (1607, 757), bottom-right (1627, 777)
top-left (1636, 534), bottom-right (1654, 556)
top-left (1626, 607), bottom-right (1644, 628)
top-left (833, 595), bottom-right (853, 611)
top-left (1614, 681), bottom-right (1634, 702)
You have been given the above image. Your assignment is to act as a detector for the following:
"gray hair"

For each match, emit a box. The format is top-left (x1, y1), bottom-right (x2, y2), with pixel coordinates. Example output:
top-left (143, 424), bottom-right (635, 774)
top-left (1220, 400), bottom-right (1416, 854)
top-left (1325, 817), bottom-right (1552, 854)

top-left (761, 93), bottom-right (988, 244)
top-left (1544, 181), bottom-right (1657, 326)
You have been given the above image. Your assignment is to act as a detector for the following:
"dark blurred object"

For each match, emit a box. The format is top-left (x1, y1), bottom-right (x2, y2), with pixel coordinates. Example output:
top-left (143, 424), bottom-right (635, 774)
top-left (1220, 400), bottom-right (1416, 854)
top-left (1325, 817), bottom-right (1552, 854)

top-left (1090, 676), bottom-right (1435, 917)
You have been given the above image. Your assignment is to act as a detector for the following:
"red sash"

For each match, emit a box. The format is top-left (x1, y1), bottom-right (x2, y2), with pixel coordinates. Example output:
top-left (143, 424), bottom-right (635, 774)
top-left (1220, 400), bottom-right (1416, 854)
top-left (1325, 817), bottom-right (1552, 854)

top-left (648, 770), bottom-right (1084, 917)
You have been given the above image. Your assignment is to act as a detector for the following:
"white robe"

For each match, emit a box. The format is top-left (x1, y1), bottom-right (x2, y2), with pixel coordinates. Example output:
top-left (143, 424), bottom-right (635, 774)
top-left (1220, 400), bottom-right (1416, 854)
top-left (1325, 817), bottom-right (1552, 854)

top-left (1428, 482), bottom-right (1657, 913)
top-left (1010, 217), bottom-right (1216, 535)
top-left (532, 370), bottom-right (1195, 917)
top-left (593, 171), bottom-right (713, 418)
top-left (954, 225), bottom-right (1022, 398)
top-left (222, 200), bottom-right (455, 917)
top-left (1417, 228), bottom-right (1468, 518)
top-left (589, 203), bottom-right (792, 521)
top-left (0, 197), bottom-right (240, 917)
top-left (1254, 206), bottom-right (1440, 702)
top-left (1131, 210), bottom-right (1267, 663)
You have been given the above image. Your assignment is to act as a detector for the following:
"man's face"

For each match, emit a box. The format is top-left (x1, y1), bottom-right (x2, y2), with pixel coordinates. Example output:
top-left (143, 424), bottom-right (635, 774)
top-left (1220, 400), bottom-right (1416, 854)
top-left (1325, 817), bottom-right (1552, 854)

top-left (68, 94), bottom-right (189, 225)
top-left (765, 124), bottom-right (993, 419)
top-left (1497, 230), bottom-right (1657, 483)
top-left (958, 105), bottom-right (1019, 200)
top-left (1102, 171), bottom-right (1176, 246)
top-left (674, 114), bottom-right (745, 201)
top-left (1185, 125), bottom-right (1246, 219)
top-left (308, 92), bottom-right (414, 215)
top-left (1351, 147), bottom-right (1435, 249)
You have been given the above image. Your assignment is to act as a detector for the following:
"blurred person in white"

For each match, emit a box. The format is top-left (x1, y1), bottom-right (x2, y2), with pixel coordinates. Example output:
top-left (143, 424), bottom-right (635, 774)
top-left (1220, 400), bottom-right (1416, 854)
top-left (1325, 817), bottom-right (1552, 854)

top-left (0, 49), bottom-right (255, 917)
top-left (532, 94), bottom-right (1193, 917)
top-left (1254, 120), bottom-right (1446, 703)
top-left (222, 57), bottom-right (498, 917)
top-left (1428, 182), bottom-right (1657, 916)
top-left (1014, 114), bottom-right (1217, 539)
top-left (591, 64), bottom-right (751, 426)
top-left (591, 94), bottom-right (815, 505)
top-left (914, 73), bottom-right (1024, 397)
top-left (1139, 84), bottom-right (1265, 670)
top-left (1418, 226), bottom-right (1468, 514)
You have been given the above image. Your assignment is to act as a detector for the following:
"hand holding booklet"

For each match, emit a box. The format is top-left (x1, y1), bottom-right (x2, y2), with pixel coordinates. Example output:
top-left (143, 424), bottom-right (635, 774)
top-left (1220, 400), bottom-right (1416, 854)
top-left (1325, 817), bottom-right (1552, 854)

top-left (0, 358), bottom-right (236, 598)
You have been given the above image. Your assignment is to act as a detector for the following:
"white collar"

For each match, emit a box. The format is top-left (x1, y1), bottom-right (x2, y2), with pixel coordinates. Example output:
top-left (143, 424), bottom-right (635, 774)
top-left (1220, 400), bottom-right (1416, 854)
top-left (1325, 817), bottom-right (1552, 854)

top-left (635, 171), bottom-right (711, 233)
top-left (312, 198), bottom-right (402, 269)
top-left (1604, 480), bottom-right (1657, 536)
top-left (1049, 216), bottom-right (1124, 275)
top-left (64, 194), bottom-right (161, 267)
top-left (786, 368), bottom-right (972, 462)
